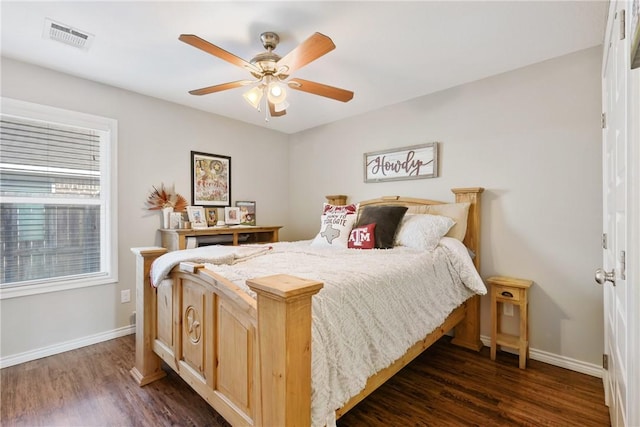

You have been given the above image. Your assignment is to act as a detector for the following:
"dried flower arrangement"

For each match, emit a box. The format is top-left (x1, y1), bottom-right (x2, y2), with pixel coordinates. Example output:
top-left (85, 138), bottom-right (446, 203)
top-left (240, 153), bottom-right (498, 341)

top-left (146, 184), bottom-right (188, 212)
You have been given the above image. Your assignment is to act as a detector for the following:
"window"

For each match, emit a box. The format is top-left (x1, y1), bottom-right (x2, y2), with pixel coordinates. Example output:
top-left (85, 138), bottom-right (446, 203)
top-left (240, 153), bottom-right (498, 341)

top-left (0, 98), bottom-right (117, 298)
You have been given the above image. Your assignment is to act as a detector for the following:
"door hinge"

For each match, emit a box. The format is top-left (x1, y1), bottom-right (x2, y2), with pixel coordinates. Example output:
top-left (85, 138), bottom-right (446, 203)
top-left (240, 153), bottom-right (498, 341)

top-left (620, 250), bottom-right (626, 280)
top-left (620, 9), bottom-right (626, 40)
top-left (602, 113), bottom-right (607, 129)
top-left (603, 354), bottom-right (609, 370)
top-left (602, 233), bottom-right (608, 249)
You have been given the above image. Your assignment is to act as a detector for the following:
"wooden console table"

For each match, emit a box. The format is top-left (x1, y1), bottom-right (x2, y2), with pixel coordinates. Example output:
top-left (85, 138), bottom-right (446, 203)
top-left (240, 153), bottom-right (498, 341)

top-left (159, 226), bottom-right (282, 251)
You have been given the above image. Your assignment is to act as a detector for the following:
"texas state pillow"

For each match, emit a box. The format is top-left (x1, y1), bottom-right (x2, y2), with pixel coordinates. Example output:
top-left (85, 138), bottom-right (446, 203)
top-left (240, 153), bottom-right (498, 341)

top-left (311, 203), bottom-right (359, 247)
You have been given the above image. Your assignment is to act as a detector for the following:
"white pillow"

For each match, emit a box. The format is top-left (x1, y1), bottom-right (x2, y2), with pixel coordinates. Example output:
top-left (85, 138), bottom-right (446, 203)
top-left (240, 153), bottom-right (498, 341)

top-left (311, 203), bottom-right (359, 247)
top-left (394, 214), bottom-right (455, 251)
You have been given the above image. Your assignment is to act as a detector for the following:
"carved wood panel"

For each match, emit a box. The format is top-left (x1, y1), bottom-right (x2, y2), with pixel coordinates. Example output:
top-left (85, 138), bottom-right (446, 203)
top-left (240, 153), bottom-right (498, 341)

top-left (181, 280), bottom-right (205, 375)
top-left (156, 282), bottom-right (173, 347)
top-left (217, 299), bottom-right (255, 418)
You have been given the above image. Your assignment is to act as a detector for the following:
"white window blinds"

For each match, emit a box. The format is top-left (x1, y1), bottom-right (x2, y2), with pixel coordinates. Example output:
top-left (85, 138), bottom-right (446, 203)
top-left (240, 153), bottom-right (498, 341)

top-left (0, 100), bottom-right (116, 295)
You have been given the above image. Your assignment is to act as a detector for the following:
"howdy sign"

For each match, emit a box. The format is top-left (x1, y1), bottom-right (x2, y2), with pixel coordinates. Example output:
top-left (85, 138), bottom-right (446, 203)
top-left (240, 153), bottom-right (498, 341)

top-left (364, 142), bottom-right (438, 183)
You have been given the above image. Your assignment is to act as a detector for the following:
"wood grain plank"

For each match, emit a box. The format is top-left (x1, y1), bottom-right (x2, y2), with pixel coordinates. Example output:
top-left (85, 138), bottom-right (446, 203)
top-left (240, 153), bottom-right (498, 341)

top-left (0, 335), bottom-right (609, 426)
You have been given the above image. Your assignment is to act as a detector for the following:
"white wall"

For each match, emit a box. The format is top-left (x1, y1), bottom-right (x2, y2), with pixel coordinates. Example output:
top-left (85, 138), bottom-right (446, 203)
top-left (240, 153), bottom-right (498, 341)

top-left (0, 58), bottom-right (290, 359)
top-left (288, 47), bottom-right (604, 367)
top-left (1, 46), bottom-right (604, 370)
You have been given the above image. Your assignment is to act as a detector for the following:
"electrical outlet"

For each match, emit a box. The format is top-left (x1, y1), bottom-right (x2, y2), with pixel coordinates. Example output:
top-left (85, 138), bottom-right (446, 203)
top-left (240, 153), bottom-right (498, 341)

top-left (503, 302), bottom-right (514, 316)
top-left (120, 289), bottom-right (131, 303)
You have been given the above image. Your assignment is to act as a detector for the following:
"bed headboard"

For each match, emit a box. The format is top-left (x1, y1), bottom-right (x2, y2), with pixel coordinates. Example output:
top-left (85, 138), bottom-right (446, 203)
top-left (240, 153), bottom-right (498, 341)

top-left (330, 187), bottom-right (484, 272)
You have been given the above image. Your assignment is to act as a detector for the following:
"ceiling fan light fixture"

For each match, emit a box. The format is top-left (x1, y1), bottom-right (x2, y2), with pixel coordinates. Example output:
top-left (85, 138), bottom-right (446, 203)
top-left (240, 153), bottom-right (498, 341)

top-left (267, 82), bottom-right (287, 104)
top-left (243, 86), bottom-right (263, 109)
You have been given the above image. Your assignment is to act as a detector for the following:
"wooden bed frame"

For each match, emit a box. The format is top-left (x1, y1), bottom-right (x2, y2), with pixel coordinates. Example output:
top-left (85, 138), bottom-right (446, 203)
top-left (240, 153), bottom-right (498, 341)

top-left (130, 187), bottom-right (484, 426)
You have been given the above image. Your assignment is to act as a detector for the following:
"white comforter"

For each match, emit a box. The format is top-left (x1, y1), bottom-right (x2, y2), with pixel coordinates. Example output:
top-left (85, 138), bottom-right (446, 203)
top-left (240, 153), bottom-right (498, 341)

top-left (149, 244), bottom-right (272, 286)
top-left (151, 238), bottom-right (486, 427)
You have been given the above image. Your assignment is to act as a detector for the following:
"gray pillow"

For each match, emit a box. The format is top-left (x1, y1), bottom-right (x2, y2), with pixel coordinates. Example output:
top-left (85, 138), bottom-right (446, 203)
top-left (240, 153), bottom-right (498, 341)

top-left (356, 205), bottom-right (408, 249)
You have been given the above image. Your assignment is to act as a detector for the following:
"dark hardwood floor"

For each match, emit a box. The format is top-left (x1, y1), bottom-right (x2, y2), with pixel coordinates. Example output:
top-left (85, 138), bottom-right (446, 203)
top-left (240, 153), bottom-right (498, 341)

top-left (1, 334), bottom-right (609, 426)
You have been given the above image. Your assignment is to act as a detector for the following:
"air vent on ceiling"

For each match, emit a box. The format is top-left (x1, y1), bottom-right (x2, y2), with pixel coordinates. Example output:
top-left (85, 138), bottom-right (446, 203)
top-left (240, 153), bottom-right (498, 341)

top-left (43, 18), bottom-right (94, 50)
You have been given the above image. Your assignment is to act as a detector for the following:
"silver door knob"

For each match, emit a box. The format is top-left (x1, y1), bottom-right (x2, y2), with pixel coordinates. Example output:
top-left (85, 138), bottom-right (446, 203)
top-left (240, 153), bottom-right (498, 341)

top-left (595, 268), bottom-right (615, 286)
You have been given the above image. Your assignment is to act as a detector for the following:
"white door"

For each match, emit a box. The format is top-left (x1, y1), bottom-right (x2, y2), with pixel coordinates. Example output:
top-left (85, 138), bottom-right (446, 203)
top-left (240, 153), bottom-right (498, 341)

top-left (599, 2), bottom-right (632, 426)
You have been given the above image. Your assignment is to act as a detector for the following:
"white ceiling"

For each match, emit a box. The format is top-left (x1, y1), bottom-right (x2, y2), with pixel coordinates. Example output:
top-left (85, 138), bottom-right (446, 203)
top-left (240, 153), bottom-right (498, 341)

top-left (1, 1), bottom-right (607, 134)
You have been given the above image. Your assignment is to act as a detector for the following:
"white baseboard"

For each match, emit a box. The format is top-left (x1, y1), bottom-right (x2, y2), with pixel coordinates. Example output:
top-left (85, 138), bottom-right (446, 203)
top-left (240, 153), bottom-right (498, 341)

top-left (0, 329), bottom-right (603, 379)
top-left (0, 324), bottom-right (135, 369)
top-left (480, 335), bottom-right (603, 378)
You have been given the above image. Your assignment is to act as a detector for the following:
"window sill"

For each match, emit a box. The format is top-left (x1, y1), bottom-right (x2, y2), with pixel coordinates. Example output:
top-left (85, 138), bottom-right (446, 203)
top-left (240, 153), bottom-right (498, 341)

top-left (0, 274), bottom-right (117, 299)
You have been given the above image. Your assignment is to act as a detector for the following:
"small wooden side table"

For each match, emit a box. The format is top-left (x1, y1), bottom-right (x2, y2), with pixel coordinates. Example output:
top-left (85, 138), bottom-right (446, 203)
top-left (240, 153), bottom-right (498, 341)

top-left (488, 276), bottom-right (533, 369)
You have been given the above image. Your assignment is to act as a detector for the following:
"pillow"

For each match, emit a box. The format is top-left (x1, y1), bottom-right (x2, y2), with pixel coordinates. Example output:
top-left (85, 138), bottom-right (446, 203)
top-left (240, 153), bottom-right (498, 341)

top-left (394, 214), bottom-right (455, 251)
top-left (423, 202), bottom-right (470, 241)
top-left (311, 203), bottom-right (359, 247)
top-left (348, 223), bottom-right (376, 249)
top-left (355, 205), bottom-right (408, 249)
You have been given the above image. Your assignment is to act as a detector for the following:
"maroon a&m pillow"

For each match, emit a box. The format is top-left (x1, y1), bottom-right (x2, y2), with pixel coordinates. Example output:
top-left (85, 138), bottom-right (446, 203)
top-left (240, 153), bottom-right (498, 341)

top-left (348, 223), bottom-right (376, 249)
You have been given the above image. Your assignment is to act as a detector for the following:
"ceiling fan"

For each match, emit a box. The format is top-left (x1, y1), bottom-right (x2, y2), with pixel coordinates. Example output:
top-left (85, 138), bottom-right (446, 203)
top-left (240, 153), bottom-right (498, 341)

top-left (179, 31), bottom-right (354, 118)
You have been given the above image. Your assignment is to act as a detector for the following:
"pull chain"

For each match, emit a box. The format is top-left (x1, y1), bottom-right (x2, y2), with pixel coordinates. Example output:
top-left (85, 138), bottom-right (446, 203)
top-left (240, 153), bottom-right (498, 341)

top-left (264, 89), bottom-right (269, 123)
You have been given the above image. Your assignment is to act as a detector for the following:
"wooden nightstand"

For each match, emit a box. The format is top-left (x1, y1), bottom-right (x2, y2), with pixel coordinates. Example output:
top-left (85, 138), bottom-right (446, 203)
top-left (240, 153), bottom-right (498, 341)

top-left (488, 276), bottom-right (533, 369)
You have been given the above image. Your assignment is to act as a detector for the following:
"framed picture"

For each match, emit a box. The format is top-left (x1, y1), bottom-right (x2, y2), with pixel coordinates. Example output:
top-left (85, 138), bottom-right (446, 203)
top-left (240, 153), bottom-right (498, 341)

top-left (364, 142), bottom-right (438, 183)
top-left (224, 206), bottom-right (241, 225)
top-left (186, 206), bottom-right (207, 228)
top-left (169, 212), bottom-right (183, 229)
top-left (236, 201), bottom-right (256, 226)
top-left (632, 0), bottom-right (640, 69)
top-left (191, 151), bottom-right (231, 207)
top-left (204, 208), bottom-right (218, 227)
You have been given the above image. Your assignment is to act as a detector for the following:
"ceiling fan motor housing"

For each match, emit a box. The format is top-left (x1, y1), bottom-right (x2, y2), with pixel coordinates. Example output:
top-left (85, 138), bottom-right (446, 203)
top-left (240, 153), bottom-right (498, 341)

top-left (249, 32), bottom-right (284, 78)
top-left (260, 32), bottom-right (279, 50)
top-left (250, 51), bottom-right (282, 77)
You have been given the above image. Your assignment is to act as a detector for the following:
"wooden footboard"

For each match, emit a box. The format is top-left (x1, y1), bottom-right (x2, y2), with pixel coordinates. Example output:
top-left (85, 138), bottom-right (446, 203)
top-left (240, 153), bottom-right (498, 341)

top-left (130, 187), bottom-right (484, 426)
top-left (130, 247), bottom-right (322, 426)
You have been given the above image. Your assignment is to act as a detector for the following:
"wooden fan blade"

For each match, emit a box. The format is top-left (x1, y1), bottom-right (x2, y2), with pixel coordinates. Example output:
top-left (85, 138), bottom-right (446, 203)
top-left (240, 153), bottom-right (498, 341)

top-left (179, 34), bottom-right (260, 74)
top-left (276, 33), bottom-right (335, 76)
top-left (188, 80), bottom-right (252, 96)
top-left (288, 78), bottom-right (354, 102)
top-left (269, 101), bottom-right (287, 117)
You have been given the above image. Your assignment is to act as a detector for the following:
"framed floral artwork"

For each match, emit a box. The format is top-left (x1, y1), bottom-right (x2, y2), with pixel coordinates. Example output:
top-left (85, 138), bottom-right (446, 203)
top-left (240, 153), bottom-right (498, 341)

top-left (191, 151), bottom-right (231, 207)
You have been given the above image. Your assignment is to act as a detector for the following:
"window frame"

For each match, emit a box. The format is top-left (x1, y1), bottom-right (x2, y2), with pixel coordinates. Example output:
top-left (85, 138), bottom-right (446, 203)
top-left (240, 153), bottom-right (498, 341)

top-left (0, 97), bottom-right (118, 299)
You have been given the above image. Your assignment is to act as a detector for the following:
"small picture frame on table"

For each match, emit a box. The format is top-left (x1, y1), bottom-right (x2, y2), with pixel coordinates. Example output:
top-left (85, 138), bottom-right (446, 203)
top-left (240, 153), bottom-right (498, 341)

top-left (224, 207), bottom-right (241, 225)
top-left (169, 212), bottom-right (183, 229)
top-left (187, 206), bottom-right (207, 228)
top-left (205, 208), bottom-right (218, 227)
top-left (236, 201), bottom-right (256, 225)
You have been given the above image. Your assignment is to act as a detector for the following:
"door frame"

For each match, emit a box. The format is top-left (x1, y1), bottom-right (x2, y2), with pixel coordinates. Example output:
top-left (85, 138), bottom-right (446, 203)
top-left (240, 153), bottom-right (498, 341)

top-left (626, 37), bottom-right (639, 427)
top-left (602, 1), bottom-right (640, 425)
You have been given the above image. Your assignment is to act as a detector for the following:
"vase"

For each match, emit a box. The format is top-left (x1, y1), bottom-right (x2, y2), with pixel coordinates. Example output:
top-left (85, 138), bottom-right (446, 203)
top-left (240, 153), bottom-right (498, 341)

top-left (162, 207), bottom-right (173, 229)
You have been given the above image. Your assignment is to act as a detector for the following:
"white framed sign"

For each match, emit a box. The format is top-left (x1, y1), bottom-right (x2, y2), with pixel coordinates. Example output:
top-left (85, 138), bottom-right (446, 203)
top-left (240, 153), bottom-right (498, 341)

top-left (364, 142), bottom-right (438, 183)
